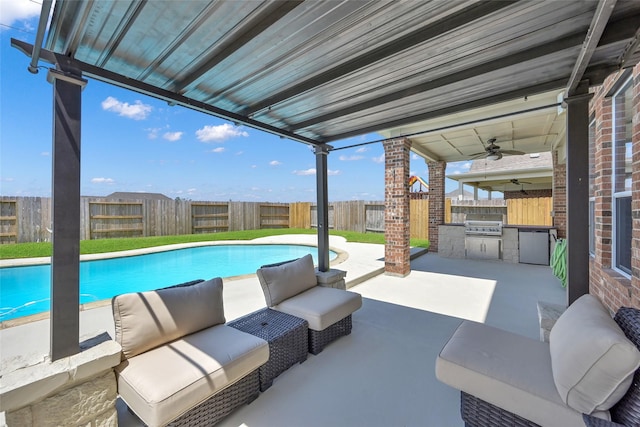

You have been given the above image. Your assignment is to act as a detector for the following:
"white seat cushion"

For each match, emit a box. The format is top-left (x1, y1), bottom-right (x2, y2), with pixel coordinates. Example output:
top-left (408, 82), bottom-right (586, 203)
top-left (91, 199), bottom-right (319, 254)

top-left (436, 320), bottom-right (610, 427)
top-left (550, 294), bottom-right (640, 413)
top-left (274, 286), bottom-right (362, 331)
top-left (115, 324), bottom-right (269, 427)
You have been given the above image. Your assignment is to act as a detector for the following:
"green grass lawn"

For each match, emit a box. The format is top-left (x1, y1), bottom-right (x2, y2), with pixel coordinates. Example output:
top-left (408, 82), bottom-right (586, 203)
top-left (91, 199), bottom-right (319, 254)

top-left (0, 228), bottom-right (429, 259)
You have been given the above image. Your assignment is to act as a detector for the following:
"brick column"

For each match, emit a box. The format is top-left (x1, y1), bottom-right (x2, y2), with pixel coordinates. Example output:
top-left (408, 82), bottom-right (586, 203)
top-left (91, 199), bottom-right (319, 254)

top-left (590, 94), bottom-right (614, 302)
top-left (383, 138), bottom-right (411, 277)
top-left (631, 68), bottom-right (640, 307)
top-left (427, 160), bottom-right (446, 252)
top-left (552, 151), bottom-right (567, 239)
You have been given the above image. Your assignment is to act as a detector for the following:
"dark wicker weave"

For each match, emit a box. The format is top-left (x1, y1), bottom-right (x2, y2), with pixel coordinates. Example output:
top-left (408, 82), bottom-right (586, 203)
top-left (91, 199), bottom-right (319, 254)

top-left (461, 392), bottom-right (540, 427)
top-left (463, 306), bottom-right (640, 427)
top-left (167, 369), bottom-right (260, 427)
top-left (228, 308), bottom-right (308, 391)
top-left (309, 314), bottom-right (352, 355)
top-left (583, 307), bottom-right (640, 427)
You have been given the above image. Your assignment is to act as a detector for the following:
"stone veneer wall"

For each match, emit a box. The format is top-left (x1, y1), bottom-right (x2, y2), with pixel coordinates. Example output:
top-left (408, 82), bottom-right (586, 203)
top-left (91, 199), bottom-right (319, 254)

top-left (428, 161), bottom-right (446, 252)
top-left (588, 63), bottom-right (640, 313)
top-left (382, 138), bottom-right (411, 276)
top-left (1, 338), bottom-right (122, 427)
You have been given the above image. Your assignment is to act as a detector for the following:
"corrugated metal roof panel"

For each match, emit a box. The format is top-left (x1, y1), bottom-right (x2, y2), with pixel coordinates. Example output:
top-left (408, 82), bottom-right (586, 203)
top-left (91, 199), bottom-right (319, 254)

top-left (24, 0), bottom-right (638, 156)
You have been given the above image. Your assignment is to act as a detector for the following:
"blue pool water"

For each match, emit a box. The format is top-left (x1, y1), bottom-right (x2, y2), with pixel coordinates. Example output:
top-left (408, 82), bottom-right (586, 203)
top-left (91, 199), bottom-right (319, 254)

top-left (0, 244), bottom-right (335, 322)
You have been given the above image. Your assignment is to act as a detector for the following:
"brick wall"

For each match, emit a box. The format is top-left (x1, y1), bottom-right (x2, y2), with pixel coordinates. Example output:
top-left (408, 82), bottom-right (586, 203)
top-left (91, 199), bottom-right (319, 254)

top-left (552, 151), bottom-right (567, 239)
top-left (382, 138), bottom-right (411, 276)
top-left (428, 160), bottom-right (446, 252)
top-left (589, 64), bottom-right (639, 312)
top-left (504, 189), bottom-right (552, 199)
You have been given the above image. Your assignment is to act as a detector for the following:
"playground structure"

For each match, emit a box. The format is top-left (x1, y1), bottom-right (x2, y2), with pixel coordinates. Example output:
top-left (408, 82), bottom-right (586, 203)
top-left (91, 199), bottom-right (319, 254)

top-left (409, 176), bottom-right (429, 199)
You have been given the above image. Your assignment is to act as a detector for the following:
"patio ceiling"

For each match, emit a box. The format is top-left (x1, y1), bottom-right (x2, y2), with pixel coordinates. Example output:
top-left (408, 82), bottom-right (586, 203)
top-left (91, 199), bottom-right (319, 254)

top-left (13, 0), bottom-right (640, 158)
top-left (378, 89), bottom-right (567, 163)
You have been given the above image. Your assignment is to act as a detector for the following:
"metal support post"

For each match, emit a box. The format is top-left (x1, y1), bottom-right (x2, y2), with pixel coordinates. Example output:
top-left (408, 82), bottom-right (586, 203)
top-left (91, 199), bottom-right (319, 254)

top-left (564, 83), bottom-right (593, 305)
top-left (48, 67), bottom-right (87, 360)
top-left (315, 145), bottom-right (331, 272)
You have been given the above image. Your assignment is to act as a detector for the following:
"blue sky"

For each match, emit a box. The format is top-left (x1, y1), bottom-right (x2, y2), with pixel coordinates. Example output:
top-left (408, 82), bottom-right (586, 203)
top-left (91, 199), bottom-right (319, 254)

top-left (0, 0), bottom-right (471, 203)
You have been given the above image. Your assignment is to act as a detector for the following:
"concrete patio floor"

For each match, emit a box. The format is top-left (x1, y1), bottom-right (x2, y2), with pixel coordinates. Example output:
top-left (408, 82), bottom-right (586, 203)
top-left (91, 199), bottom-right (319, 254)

top-left (0, 235), bottom-right (567, 426)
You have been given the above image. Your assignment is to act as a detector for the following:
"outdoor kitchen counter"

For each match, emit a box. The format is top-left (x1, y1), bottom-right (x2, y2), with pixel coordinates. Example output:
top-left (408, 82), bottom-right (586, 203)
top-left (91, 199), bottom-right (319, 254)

top-left (438, 224), bottom-right (519, 263)
top-left (503, 225), bottom-right (555, 229)
top-left (438, 224), bottom-right (556, 264)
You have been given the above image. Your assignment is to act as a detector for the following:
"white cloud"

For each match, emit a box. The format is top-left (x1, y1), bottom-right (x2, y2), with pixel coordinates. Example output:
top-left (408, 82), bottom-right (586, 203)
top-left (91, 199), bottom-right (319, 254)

top-left (251, 165), bottom-right (257, 169)
top-left (356, 147), bottom-right (368, 153)
top-left (101, 96), bottom-right (152, 120)
top-left (163, 131), bottom-right (183, 141)
top-left (328, 169), bottom-right (341, 176)
top-left (372, 154), bottom-right (385, 163)
top-left (412, 154), bottom-right (420, 160)
top-left (91, 177), bottom-right (115, 184)
top-left (210, 147), bottom-right (225, 153)
top-left (195, 123), bottom-right (249, 142)
top-left (0, 0), bottom-right (40, 31)
top-left (338, 155), bottom-right (363, 161)
top-left (187, 188), bottom-right (196, 194)
top-left (40, 151), bottom-right (50, 156)
top-left (236, 151), bottom-right (244, 155)
top-left (146, 128), bottom-right (161, 139)
top-left (293, 168), bottom-right (316, 176)
top-left (1, 177), bottom-right (15, 182)
top-left (269, 160), bottom-right (282, 166)
top-left (453, 171), bottom-right (461, 175)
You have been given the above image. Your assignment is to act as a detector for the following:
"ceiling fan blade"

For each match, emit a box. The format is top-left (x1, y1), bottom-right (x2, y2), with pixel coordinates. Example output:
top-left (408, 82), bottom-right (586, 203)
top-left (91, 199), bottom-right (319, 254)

top-left (501, 150), bottom-right (525, 155)
top-left (469, 152), bottom-right (487, 159)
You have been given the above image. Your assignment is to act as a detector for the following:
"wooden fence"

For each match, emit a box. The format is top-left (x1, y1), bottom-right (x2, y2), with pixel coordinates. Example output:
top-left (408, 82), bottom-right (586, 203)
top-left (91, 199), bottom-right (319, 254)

top-left (410, 199), bottom-right (429, 240)
top-left (310, 201), bottom-right (385, 233)
top-left (506, 197), bottom-right (553, 226)
top-left (445, 197), bottom-right (552, 226)
top-left (1, 196), bottom-right (552, 244)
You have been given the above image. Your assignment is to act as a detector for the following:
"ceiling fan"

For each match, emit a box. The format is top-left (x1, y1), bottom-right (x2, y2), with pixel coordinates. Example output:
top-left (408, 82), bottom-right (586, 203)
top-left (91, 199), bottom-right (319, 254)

top-left (470, 138), bottom-right (525, 160)
top-left (509, 178), bottom-right (532, 185)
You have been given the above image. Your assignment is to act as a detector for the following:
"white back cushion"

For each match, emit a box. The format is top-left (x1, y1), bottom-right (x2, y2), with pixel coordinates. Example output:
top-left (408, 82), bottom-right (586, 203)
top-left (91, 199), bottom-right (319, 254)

top-left (256, 254), bottom-right (318, 307)
top-left (550, 294), bottom-right (640, 413)
top-left (112, 278), bottom-right (225, 358)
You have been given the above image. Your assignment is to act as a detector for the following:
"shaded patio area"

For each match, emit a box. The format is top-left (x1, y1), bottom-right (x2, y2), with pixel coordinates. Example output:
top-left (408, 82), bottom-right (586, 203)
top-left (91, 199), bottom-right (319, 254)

top-left (104, 245), bottom-right (564, 427)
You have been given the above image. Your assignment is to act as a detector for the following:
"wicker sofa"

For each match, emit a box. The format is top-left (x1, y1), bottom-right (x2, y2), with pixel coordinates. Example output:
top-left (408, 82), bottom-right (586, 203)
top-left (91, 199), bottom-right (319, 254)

top-left (256, 254), bottom-right (362, 355)
top-left (436, 294), bottom-right (640, 427)
top-left (111, 278), bottom-right (269, 426)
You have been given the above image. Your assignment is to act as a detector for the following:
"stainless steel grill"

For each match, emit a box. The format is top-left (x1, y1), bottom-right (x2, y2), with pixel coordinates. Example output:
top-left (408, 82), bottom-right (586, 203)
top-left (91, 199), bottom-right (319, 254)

top-left (464, 214), bottom-right (503, 236)
top-left (464, 214), bottom-right (503, 260)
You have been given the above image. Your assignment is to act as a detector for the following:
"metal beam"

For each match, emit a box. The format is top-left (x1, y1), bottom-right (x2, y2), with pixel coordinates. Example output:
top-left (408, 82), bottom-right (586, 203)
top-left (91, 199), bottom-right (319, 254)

top-left (315, 145), bottom-right (331, 272)
top-left (291, 33), bottom-right (585, 131)
top-left (10, 39), bottom-right (323, 147)
top-left (27, 0), bottom-right (53, 73)
top-left (174, 1), bottom-right (304, 93)
top-left (327, 79), bottom-right (567, 143)
top-left (564, 83), bottom-right (593, 305)
top-left (48, 67), bottom-right (87, 361)
top-left (241, 0), bottom-right (517, 117)
top-left (566, 0), bottom-right (617, 96)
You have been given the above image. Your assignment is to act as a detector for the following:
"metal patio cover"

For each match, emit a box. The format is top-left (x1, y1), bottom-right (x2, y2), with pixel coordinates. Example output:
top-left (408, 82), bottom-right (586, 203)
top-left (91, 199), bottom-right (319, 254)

top-left (20, 0), bottom-right (640, 153)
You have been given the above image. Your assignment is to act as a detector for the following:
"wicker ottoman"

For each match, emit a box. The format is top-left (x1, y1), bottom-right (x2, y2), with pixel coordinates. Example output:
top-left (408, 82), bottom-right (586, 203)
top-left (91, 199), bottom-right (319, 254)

top-left (228, 308), bottom-right (308, 391)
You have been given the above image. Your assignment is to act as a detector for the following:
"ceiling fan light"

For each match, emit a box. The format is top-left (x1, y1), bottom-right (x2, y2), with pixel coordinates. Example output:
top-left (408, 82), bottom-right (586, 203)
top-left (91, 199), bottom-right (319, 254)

top-left (487, 152), bottom-right (501, 161)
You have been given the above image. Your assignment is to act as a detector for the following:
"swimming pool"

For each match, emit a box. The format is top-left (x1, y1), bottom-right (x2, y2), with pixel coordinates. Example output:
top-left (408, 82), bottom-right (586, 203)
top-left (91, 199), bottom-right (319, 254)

top-left (0, 244), bottom-right (336, 322)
